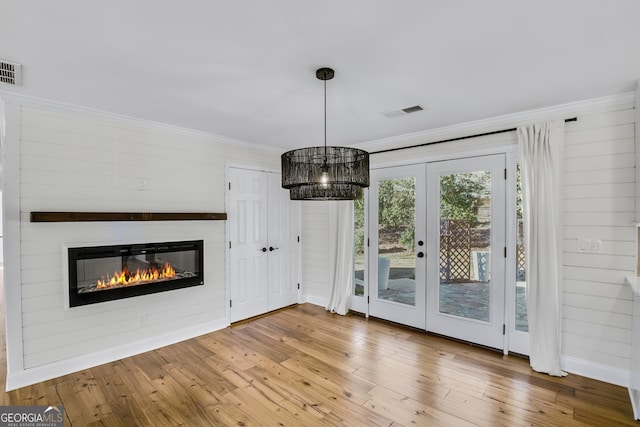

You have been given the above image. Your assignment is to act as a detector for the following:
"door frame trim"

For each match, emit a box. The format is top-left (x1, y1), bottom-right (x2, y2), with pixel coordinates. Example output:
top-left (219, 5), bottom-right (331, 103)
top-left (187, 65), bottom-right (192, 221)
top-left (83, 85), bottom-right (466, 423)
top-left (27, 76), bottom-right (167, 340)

top-left (370, 144), bottom-right (518, 171)
top-left (505, 151), bottom-right (530, 355)
top-left (350, 188), bottom-right (369, 315)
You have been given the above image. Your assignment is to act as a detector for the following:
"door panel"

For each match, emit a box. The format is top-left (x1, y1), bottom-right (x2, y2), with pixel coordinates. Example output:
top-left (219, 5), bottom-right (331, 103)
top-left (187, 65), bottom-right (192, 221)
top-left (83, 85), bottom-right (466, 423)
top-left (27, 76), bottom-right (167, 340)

top-left (267, 173), bottom-right (300, 310)
top-left (426, 155), bottom-right (506, 349)
top-left (508, 159), bottom-right (530, 354)
top-left (369, 165), bottom-right (425, 329)
top-left (229, 168), bottom-right (269, 322)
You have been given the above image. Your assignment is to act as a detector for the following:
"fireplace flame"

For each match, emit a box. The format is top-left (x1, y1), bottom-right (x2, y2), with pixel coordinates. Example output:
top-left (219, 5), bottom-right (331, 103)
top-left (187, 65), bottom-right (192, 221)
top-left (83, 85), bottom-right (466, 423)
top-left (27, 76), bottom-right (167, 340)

top-left (96, 263), bottom-right (176, 289)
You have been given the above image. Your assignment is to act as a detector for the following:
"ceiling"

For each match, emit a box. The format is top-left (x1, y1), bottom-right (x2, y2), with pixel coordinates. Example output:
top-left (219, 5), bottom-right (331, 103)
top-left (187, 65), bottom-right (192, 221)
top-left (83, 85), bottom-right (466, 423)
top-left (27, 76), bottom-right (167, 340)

top-left (1, 1), bottom-right (640, 151)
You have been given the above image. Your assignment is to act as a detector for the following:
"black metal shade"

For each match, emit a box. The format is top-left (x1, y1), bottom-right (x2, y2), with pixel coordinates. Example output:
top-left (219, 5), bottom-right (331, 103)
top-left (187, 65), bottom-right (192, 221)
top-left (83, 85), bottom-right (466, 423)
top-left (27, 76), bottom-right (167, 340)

top-left (281, 146), bottom-right (369, 201)
top-left (281, 67), bottom-right (369, 200)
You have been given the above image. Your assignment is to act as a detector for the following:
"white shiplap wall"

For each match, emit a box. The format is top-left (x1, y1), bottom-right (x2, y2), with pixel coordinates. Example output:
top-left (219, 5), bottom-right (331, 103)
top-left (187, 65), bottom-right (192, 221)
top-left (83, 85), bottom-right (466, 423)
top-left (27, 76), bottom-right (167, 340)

top-left (6, 100), bottom-right (280, 386)
top-left (301, 201), bottom-right (331, 307)
top-left (300, 95), bottom-right (637, 385)
top-left (562, 103), bottom-right (636, 378)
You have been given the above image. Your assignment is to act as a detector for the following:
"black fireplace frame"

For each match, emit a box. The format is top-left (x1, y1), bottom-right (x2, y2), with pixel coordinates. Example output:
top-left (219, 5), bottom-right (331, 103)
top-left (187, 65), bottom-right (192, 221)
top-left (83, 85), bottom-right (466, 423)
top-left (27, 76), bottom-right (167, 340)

top-left (67, 240), bottom-right (204, 307)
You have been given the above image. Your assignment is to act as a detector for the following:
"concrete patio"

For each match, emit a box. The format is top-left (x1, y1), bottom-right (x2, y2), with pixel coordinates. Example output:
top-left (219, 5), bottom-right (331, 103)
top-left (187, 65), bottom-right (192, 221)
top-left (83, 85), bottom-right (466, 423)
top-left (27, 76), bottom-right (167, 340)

top-left (357, 278), bottom-right (528, 331)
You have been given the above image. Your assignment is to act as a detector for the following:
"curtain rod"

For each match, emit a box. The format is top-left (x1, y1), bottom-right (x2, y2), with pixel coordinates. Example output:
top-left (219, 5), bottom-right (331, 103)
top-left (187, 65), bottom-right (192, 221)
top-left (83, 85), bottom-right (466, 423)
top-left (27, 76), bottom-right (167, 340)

top-left (370, 117), bottom-right (577, 155)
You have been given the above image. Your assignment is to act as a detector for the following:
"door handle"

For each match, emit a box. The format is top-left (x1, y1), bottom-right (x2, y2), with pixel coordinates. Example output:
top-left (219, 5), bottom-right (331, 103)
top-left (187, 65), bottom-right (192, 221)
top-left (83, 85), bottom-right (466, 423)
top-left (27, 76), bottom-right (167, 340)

top-left (269, 246), bottom-right (279, 252)
top-left (417, 252), bottom-right (425, 258)
top-left (261, 247), bottom-right (267, 252)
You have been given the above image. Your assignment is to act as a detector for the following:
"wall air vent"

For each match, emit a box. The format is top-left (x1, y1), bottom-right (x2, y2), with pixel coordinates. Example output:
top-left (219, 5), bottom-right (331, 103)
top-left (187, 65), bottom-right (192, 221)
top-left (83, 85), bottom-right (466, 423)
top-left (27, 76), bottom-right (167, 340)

top-left (384, 104), bottom-right (424, 118)
top-left (0, 59), bottom-right (22, 86)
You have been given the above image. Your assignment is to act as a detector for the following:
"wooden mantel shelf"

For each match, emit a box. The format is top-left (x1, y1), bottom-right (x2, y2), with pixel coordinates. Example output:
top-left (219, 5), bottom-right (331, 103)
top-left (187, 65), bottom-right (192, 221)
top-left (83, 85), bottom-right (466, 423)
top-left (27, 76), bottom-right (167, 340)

top-left (30, 211), bottom-right (227, 222)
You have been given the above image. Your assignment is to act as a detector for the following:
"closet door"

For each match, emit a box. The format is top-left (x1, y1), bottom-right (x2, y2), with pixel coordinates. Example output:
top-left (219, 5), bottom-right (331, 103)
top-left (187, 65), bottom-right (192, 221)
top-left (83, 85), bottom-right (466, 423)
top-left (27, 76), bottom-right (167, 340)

top-left (228, 168), bottom-right (269, 322)
top-left (228, 168), bottom-right (300, 323)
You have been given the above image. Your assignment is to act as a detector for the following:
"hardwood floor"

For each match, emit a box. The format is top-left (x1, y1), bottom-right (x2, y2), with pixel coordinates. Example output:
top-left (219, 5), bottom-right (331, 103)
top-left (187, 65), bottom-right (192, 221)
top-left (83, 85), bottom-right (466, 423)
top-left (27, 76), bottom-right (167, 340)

top-left (1, 302), bottom-right (637, 426)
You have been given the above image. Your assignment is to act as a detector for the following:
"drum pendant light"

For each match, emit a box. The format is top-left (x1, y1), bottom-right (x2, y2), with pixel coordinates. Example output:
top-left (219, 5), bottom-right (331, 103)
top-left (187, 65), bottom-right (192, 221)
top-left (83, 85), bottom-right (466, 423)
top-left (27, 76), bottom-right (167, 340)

top-left (281, 67), bottom-right (370, 200)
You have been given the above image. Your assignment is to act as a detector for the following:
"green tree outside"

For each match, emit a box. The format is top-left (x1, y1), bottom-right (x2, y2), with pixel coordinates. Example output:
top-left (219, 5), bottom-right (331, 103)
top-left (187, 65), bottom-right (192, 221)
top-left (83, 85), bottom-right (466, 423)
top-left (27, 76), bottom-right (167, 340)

top-left (440, 172), bottom-right (490, 225)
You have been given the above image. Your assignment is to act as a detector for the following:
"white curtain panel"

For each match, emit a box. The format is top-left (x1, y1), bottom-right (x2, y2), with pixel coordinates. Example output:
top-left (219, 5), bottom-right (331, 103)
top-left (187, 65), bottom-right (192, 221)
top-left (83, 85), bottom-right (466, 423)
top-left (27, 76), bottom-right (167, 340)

top-left (326, 201), bottom-right (355, 315)
top-left (517, 120), bottom-right (567, 377)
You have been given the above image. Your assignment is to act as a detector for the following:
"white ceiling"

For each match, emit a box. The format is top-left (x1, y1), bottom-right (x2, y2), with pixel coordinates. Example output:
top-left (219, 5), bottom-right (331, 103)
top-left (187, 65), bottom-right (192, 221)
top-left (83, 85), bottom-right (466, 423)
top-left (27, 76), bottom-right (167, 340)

top-left (1, 1), bottom-right (640, 151)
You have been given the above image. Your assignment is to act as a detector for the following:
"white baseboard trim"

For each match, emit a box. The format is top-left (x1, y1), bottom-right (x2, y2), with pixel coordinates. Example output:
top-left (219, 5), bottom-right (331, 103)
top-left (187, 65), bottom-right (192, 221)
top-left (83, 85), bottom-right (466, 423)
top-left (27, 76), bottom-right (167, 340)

top-left (303, 294), bottom-right (329, 309)
top-left (11, 302), bottom-right (615, 392)
top-left (5, 318), bottom-right (228, 391)
top-left (629, 388), bottom-right (640, 420)
top-left (561, 354), bottom-right (629, 387)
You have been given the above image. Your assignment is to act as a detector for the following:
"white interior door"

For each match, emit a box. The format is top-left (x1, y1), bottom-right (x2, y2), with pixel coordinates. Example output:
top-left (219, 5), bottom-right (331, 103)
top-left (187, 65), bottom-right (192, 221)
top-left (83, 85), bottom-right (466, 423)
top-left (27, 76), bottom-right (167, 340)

top-left (368, 164), bottom-right (426, 329)
top-left (228, 168), bottom-right (300, 323)
top-left (267, 173), bottom-right (300, 310)
top-left (426, 155), bottom-right (506, 349)
top-left (228, 168), bottom-right (269, 322)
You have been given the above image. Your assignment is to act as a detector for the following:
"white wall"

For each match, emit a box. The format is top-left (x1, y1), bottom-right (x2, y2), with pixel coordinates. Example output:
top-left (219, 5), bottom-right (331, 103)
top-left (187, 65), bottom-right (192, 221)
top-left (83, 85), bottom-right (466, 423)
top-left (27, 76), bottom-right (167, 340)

top-left (561, 101), bottom-right (636, 383)
top-left (0, 191), bottom-right (3, 262)
top-left (301, 201), bottom-right (331, 307)
top-left (2, 95), bottom-right (280, 389)
top-left (301, 93), bottom-right (637, 386)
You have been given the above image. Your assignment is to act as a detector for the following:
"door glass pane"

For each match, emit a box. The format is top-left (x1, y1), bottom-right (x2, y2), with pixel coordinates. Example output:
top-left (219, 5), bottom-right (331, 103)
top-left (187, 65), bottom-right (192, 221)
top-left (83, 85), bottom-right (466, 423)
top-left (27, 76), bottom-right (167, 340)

top-left (516, 164), bottom-right (529, 332)
top-left (353, 192), bottom-right (365, 297)
top-left (439, 171), bottom-right (491, 321)
top-left (377, 178), bottom-right (415, 306)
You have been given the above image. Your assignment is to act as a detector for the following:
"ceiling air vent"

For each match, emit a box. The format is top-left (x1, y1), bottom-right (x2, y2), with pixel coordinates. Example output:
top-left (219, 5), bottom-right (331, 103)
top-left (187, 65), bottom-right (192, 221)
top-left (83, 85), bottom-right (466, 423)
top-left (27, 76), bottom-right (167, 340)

top-left (402, 105), bottom-right (423, 114)
top-left (0, 59), bottom-right (22, 86)
top-left (384, 104), bottom-right (424, 118)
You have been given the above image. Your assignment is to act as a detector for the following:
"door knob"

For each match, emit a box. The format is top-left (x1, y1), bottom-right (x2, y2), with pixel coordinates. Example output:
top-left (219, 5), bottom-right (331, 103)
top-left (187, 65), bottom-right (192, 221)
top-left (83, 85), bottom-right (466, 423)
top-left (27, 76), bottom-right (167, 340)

top-left (417, 252), bottom-right (425, 258)
top-left (269, 246), bottom-right (279, 251)
top-left (261, 247), bottom-right (267, 252)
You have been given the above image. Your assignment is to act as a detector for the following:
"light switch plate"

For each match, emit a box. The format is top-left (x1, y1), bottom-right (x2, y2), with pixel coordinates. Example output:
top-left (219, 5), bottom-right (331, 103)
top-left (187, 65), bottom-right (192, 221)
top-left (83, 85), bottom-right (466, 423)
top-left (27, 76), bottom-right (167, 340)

top-left (136, 177), bottom-right (149, 191)
top-left (578, 238), bottom-right (603, 253)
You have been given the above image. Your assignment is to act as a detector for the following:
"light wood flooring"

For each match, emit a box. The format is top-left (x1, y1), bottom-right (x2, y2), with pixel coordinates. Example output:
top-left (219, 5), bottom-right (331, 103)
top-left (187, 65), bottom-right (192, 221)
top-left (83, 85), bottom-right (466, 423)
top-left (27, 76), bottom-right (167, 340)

top-left (0, 301), bottom-right (637, 426)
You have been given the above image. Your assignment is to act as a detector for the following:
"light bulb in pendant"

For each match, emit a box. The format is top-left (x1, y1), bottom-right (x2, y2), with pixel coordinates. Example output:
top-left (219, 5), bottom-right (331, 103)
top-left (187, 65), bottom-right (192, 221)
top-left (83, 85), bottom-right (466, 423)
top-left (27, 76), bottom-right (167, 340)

top-left (320, 164), bottom-right (329, 188)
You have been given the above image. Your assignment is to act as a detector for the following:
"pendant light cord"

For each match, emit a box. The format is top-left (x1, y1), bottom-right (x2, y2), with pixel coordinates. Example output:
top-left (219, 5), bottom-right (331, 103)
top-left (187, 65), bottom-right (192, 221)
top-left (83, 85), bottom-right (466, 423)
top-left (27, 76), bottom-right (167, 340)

top-left (323, 78), bottom-right (327, 161)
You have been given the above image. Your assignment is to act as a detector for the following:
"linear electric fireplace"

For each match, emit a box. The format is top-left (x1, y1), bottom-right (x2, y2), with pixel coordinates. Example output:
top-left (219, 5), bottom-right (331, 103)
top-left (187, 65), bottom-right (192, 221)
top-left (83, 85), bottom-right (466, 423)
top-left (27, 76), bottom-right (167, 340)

top-left (67, 240), bottom-right (204, 307)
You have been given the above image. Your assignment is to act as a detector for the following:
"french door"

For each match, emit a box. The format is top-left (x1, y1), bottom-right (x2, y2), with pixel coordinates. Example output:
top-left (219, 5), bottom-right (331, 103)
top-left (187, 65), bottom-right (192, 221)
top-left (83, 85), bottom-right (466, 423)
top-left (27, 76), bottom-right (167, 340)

top-left (228, 168), bottom-right (300, 323)
top-left (367, 155), bottom-right (507, 350)
top-left (426, 155), bottom-right (506, 349)
top-left (368, 165), bottom-right (426, 329)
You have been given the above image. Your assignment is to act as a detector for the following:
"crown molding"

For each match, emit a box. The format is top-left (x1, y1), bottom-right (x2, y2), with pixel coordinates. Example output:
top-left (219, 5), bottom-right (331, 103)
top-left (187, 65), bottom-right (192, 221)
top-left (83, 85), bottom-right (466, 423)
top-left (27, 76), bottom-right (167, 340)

top-left (353, 91), bottom-right (636, 152)
top-left (0, 91), bottom-right (283, 154)
top-left (2, 90), bottom-right (634, 155)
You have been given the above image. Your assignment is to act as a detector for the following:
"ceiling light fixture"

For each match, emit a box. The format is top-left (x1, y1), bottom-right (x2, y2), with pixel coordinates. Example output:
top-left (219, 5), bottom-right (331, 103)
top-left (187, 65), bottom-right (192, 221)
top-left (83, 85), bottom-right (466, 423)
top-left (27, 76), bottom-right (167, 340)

top-left (281, 67), bottom-right (370, 200)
